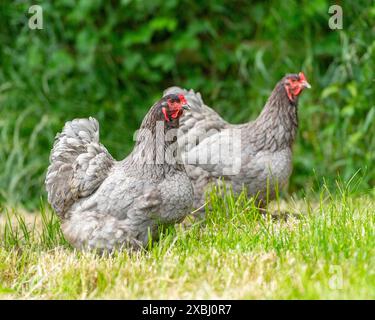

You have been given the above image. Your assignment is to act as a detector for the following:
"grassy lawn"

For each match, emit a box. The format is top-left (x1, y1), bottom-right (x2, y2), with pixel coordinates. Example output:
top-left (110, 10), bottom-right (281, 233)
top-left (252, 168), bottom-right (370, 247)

top-left (0, 186), bottom-right (374, 299)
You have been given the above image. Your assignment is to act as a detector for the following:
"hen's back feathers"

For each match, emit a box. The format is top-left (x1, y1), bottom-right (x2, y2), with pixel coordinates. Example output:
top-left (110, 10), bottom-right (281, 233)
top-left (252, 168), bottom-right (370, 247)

top-left (45, 117), bottom-right (114, 217)
top-left (164, 80), bottom-right (300, 210)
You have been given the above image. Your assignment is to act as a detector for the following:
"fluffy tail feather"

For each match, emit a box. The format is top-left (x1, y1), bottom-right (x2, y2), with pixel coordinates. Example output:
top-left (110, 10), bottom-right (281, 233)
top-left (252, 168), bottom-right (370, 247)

top-left (45, 117), bottom-right (114, 218)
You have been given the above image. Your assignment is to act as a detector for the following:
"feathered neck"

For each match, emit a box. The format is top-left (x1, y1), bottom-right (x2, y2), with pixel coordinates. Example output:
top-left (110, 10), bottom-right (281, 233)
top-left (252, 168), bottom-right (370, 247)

top-left (124, 104), bottom-right (184, 174)
top-left (249, 81), bottom-right (299, 151)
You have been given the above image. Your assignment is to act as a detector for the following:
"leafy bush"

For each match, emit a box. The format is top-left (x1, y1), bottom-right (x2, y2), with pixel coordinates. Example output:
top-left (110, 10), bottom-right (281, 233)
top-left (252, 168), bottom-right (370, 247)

top-left (0, 0), bottom-right (374, 208)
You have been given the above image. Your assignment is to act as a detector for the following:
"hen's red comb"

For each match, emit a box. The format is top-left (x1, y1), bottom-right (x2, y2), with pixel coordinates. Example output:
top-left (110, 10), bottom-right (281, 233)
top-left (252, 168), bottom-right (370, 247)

top-left (178, 94), bottom-right (187, 105)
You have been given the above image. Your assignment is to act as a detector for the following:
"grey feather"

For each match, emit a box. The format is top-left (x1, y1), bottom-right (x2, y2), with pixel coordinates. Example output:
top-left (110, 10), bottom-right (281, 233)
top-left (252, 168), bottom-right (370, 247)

top-left (165, 75), bottom-right (304, 210)
top-left (45, 117), bottom-right (114, 218)
top-left (45, 97), bottom-right (193, 252)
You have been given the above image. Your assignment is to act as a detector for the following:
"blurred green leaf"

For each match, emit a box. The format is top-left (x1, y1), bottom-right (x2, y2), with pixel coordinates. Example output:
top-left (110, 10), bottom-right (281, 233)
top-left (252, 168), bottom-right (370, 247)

top-left (0, 0), bottom-right (374, 208)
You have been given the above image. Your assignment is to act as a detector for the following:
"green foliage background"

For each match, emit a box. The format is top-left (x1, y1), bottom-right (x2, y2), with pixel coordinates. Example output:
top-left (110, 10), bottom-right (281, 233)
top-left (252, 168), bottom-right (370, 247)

top-left (0, 0), bottom-right (374, 209)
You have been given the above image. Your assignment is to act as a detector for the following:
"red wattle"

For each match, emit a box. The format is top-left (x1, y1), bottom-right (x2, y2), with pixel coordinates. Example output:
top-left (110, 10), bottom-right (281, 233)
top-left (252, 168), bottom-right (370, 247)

top-left (162, 107), bottom-right (170, 122)
top-left (286, 87), bottom-right (294, 102)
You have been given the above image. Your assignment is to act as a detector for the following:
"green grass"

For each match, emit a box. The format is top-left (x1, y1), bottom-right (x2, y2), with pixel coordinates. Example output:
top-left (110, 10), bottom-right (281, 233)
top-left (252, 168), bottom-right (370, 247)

top-left (0, 184), bottom-right (374, 299)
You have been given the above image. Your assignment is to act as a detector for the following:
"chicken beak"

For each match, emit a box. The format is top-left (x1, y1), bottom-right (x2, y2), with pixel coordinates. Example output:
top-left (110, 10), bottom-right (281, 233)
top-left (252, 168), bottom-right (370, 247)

top-left (301, 80), bottom-right (311, 89)
top-left (182, 104), bottom-right (191, 110)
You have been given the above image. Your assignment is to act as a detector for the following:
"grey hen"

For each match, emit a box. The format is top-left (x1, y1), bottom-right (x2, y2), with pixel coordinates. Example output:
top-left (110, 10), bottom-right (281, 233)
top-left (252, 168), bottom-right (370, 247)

top-left (45, 94), bottom-right (193, 251)
top-left (164, 73), bottom-right (311, 210)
